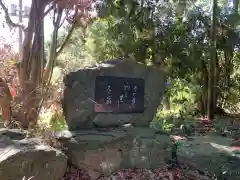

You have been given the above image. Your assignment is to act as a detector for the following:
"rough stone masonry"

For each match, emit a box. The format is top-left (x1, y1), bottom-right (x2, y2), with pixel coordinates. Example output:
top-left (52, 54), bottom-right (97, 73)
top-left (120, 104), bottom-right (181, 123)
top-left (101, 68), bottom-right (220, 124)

top-left (62, 58), bottom-right (166, 130)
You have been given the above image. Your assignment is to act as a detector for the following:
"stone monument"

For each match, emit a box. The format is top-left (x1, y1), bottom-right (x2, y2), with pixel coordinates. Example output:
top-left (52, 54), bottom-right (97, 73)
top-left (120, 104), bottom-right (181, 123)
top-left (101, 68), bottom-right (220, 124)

top-left (59, 58), bottom-right (172, 178)
top-left (62, 58), bottom-right (166, 129)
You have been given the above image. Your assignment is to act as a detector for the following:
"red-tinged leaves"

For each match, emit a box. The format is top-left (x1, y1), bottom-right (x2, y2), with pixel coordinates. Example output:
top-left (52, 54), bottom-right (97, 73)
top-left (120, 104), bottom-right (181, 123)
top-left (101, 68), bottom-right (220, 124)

top-left (57, 0), bottom-right (75, 9)
top-left (55, 0), bottom-right (96, 28)
top-left (56, 0), bottom-right (93, 11)
top-left (9, 86), bottom-right (16, 98)
top-left (0, 37), bottom-right (20, 110)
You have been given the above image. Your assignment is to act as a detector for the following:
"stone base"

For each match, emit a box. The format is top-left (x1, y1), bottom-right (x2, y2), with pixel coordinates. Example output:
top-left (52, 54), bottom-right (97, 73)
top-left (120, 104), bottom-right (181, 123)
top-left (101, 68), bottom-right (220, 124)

top-left (56, 127), bottom-right (172, 178)
top-left (0, 128), bottom-right (67, 180)
top-left (177, 135), bottom-right (240, 180)
top-left (0, 121), bottom-right (4, 128)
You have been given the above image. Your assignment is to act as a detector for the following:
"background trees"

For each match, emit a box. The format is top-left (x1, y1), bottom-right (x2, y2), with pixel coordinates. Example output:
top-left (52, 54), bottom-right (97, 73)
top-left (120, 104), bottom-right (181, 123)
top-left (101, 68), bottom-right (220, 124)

top-left (59, 0), bottom-right (240, 117)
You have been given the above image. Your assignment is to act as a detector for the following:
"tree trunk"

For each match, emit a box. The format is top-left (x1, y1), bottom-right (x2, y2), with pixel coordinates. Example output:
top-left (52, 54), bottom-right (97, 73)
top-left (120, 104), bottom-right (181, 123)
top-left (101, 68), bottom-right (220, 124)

top-left (207, 0), bottom-right (218, 120)
top-left (214, 53), bottom-right (220, 109)
top-left (15, 0), bottom-right (46, 128)
top-left (198, 55), bottom-right (209, 115)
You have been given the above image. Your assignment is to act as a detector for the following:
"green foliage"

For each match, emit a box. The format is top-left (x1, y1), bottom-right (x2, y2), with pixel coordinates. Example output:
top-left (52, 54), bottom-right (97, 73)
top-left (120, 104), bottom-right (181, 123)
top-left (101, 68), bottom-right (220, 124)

top-left (151, 78), bottom-right (199, 133)
top-left (55, 0), bottom-right (240, 133)
top-left (150, 112), bottom-right (197, 135)
top-left (49, 113), bottom-right (67, 132)
top-left (84, 18), bottom-right (121, 62)
top-left (180, 123), bottom-right (196, 136)
top-left (165, 79), bottom-right (198, 114)
top-left (38, 105), bottom-right (67, 133)
top-left (220, 52), bottom-right (240, 113)
top-left (57, 28), bottom-right (91, 70)
top-left (150, 115), bottom-right (177, 132)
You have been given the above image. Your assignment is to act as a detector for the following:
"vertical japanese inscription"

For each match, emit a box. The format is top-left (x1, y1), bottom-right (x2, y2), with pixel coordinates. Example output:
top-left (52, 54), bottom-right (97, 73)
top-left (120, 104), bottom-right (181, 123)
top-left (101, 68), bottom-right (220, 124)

top-left (106, 85), bottom-right (112, 105)
top-left (94, 76), bottom-right (145, 113)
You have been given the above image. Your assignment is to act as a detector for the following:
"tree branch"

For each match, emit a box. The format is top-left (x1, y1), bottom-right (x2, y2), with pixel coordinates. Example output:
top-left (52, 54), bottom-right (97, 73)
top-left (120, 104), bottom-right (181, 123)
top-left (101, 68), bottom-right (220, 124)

top-left (0, 0), bottom-right (26, 31)
top-left (44, 4), bottom-right (55, 16)
top-left (56, 7), bottom-right (78, 56)
top-left (44, 0), bottom-right (62, 16)
top-left (59, 9), bottom-right (70, 28)
top-left (43, 7), bottom-right (63, 83)
top-left (56, 23), bottom-right (75, 56)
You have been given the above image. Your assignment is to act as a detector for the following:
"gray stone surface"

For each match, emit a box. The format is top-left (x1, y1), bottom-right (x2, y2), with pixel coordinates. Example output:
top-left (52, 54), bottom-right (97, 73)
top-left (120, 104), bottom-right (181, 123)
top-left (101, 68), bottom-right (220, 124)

top-left (0, 122), bottom-right (4, 129)
top-left (62, 59), bottom-right (166, 130)
top-left (0, 128), bottom-right (27, 140)
top-left (57, 127), bottom-right (172, 178)
top-left (0, 129), bottom-right (67, 180)
top-left (177, 135), bottom-right (240, 180)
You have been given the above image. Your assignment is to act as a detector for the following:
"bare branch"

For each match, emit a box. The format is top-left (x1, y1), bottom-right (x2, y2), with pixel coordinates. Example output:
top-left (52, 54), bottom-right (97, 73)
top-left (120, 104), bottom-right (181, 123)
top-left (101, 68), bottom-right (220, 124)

top-left (44, 0), bottom-right (62, 16)
top-left (59, 9), bottom-right (70, 28)
top-left (52, 4), bottom-right (57, 24)
top-left (56, 7), bottom-right (78, 56)
top-left (0, 0), bottom-right (26, 31)
top-left (43, 7), bottom-right (63, 83)
top-left (44, 4), bottom-right (55, 16)
top-left (56, 24), bottom-right (75, 56)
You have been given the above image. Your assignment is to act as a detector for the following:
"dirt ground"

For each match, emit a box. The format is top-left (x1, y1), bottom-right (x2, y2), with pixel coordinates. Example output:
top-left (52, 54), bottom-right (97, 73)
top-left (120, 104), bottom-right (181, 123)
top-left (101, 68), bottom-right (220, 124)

top-left (62, 163), bottom-right (212, 180)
